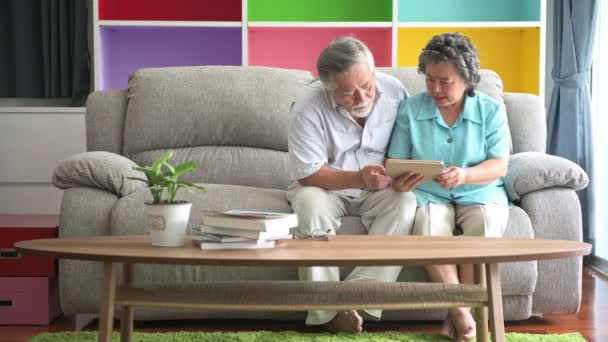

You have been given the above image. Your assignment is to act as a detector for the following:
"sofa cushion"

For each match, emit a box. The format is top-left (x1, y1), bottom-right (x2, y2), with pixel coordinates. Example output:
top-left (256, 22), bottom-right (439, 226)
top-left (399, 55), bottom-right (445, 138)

top-left (339, 205), bottom-right (536, 297)
top-left (504, 93), bottom-right (546, 153)
top-left (111, 183), bottom-right (294, 236)
top-left (53, 151), bottom-right (145, 197)
top-left (123, 66), bottom-right (315, 157)
top-left (131, 146), bottom-right (290, 191)
top-left (504, 152), bottom-right (589, 202)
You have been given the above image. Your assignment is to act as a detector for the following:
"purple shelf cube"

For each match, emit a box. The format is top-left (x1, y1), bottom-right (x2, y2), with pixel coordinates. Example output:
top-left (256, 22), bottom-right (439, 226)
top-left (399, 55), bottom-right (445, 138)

top-left (100, 26), bottom-right (242, 90)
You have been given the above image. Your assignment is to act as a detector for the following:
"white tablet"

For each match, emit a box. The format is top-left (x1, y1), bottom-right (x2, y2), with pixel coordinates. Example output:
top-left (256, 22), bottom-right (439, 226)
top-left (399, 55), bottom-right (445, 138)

top-left (385, 158), bottom-right (444, 179)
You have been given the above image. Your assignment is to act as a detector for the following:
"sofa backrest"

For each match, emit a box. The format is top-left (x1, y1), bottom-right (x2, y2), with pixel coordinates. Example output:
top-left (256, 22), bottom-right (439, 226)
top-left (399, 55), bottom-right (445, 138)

top-left (86, 66), bottom-right (545, 190)
top-left (121, 66), bottom-right (315, 190)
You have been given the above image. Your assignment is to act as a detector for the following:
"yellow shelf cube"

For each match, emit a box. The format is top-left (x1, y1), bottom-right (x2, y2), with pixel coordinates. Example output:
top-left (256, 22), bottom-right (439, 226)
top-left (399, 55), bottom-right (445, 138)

top-left (397, 27), bottom-right (540, 95)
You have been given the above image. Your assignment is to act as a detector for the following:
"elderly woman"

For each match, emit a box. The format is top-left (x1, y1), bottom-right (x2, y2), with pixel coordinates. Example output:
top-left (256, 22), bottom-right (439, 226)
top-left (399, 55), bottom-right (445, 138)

top-left (388, 32), bottom-right (510, 341)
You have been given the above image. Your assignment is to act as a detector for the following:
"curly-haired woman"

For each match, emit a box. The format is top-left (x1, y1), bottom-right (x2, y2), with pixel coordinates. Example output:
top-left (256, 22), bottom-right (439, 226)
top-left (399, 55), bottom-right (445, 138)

top-left (388, 32), bottom-right (511, 341)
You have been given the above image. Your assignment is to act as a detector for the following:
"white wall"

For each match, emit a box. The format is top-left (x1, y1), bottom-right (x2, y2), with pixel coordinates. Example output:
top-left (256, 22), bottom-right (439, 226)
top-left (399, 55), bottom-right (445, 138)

top-left (0, 108), bottom-right (86, 214)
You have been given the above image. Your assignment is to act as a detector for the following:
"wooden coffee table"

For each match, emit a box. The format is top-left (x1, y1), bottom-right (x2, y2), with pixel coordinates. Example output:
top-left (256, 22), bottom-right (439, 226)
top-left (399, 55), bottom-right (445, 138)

top-left (16, 235), bottom-right (590, 342)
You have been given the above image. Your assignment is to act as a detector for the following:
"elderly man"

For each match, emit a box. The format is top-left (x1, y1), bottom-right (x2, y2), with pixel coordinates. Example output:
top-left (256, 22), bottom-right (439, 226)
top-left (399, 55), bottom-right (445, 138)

top-left (287, 37), bottom-right (422, 333)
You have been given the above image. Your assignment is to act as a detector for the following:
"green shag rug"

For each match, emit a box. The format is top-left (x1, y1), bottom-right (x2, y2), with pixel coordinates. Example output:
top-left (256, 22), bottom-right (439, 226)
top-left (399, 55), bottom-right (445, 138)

top-left (28, 331), bottom-right (587, 342)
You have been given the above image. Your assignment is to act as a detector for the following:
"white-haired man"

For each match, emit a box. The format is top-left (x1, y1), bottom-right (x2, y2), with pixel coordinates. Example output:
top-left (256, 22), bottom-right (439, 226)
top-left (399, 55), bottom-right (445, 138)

top-left (287, 37), bottom-right (423, 333)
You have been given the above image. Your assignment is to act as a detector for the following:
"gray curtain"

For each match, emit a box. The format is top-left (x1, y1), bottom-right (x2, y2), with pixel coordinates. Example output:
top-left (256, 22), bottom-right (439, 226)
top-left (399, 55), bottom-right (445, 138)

top-left (547, 0), bottom-right (599, 246)
top-left (0, 0), bottom-right (90, 103)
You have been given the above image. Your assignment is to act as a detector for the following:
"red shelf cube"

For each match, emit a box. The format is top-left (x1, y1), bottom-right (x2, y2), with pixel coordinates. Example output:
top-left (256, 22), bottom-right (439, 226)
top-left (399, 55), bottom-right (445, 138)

top-left (99, 0), bottom-right (242, 21)
top-left (0, 215), bottom-right (58, 277)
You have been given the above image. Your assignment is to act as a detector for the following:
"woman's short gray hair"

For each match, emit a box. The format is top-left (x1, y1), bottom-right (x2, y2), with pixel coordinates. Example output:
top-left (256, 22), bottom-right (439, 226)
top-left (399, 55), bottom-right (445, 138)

top-left (317, 37), bottom-right (375, 90)
top-left (418, 32), bottom-right (480, 96)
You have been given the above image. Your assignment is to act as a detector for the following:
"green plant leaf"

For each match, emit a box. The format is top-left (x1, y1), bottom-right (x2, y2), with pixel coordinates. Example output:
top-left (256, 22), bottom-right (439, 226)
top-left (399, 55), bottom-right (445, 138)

top-left (132, 166), bottom-right (153, 173)
top-left (133, 150), bottom-right (203, 203)
top-left (174, 161), bottom-right (198, 177)
top-left (161, 175), bottom-right (177, 184)
top-left (178, 181), bottom-right (206, 192)
top-left (163, 162), bottom-right (176, 176)
top-left (152, 151), bottom-right (174, 176)
top-left (125, 176), bottom-right (149, 184)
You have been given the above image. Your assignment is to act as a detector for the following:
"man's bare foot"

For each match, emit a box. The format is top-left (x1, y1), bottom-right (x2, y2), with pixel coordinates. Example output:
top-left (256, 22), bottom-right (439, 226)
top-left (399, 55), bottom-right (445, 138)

top-left (323, 310), bottom-right (363, 333)
top-left (440, 318), bottom-right (455, 340)
top-left (450, 309), bottom-right (476, 342)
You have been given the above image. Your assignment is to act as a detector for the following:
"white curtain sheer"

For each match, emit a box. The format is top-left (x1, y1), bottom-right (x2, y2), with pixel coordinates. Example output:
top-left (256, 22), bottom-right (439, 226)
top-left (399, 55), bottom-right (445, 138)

top-left (591, 1), bottom-right (607, 260)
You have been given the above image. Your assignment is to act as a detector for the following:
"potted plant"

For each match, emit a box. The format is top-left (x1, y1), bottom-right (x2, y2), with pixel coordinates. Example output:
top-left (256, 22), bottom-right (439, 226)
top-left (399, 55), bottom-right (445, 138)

top-left (129, 151), bottom-right (205, 247)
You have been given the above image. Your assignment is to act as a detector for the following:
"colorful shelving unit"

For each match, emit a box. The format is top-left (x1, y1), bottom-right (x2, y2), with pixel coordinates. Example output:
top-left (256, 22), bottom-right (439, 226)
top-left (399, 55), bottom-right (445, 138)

top-left (93, 0), bottom-right (544, 97)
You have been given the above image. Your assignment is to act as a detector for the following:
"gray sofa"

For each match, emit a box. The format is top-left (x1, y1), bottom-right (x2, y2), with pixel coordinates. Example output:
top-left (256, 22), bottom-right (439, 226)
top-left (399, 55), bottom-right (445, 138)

top-left (53, 66), bottom-right (589, 322)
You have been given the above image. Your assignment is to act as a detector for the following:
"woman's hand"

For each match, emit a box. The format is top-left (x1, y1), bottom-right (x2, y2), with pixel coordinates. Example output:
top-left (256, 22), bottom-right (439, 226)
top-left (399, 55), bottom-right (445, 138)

top-left (392, 171), bottom-right (426, 192)
top-left (434, 166), bottom-right (468, 190)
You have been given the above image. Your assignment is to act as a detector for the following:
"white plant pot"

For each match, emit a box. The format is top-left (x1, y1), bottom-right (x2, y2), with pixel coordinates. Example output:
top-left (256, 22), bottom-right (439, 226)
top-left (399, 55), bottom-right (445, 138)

top-left (145, 202), bottom-right (192, 247)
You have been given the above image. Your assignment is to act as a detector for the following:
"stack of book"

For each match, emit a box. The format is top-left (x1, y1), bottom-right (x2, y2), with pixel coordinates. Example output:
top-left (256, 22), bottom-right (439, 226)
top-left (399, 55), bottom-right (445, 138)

top-left (192, 210), bottom-right (297, 250)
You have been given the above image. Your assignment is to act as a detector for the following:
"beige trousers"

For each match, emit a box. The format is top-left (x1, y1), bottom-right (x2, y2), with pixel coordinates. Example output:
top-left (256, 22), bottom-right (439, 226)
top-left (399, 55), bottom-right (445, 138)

top-left (413, 203), bottom-right (510, 238)
top-left (286, 182), bottom-right (417, 325)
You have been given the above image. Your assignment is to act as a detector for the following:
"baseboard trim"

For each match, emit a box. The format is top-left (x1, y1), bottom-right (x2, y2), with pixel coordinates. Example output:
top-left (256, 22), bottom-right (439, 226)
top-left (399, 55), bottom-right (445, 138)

top-left (588, 255), bottom-right (608, 278)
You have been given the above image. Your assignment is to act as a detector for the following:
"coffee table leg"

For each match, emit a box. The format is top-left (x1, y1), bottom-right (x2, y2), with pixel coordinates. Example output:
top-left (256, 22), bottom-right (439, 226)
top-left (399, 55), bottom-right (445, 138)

top-left (474, 263), bottom-right (489, 342)
top-left (99, 262), bottom-right (117, 342)
top-left (486, 263), bottom-right (505, 342)
top-left (121, 263), bottom-right (134, 342)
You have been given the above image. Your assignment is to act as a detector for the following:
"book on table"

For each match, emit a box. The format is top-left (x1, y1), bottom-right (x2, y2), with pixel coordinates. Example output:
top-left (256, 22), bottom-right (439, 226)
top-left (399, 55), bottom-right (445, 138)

top-left (192, 233), bottom-right (253, 243)
top-left (194, 224), bottom-right (292, 240)
top-left (201, 210), bottom-right (298, 232)
top-left (219, 210), bottom-right (291, 219)
top-left (192, 237), bottom-right (276, 250)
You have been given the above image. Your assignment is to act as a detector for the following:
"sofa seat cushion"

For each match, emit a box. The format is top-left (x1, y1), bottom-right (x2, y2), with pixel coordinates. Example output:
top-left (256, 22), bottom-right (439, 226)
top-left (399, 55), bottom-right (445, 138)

top-left (340, 205), bottom-right (536, 297)
top-left (112, 188), bottom-right (536, 297)
top-left (111, 183), bottom-right (293, 236)
top-left (111, 184), bottom-right (298, 285)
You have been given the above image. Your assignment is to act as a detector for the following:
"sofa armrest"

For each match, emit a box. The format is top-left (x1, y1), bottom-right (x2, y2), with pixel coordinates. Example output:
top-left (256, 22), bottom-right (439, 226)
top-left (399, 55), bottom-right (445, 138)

top-left (503, 152), bottom-right (588, 202)
top-left (53, 151), bottom-right (146, 197)
top-left (519, 188), bottom-right (583, 313)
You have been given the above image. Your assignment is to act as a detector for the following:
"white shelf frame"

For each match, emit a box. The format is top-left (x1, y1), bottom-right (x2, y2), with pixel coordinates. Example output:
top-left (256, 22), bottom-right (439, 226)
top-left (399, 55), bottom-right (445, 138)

top-left (242, 0), bottom-right (248, 66)
top-left (92, 0), bottom-right (101, 91)
top-left (539, 0), bottom-right (547, 101)
top-left (396, 21), bottom-right (542, 28)
top-left (391, 0), bottom-right (398, 67)
top-left (98, 20), bottom-right (242, 27)
top-left (247, 21), bottom-right (392, 27)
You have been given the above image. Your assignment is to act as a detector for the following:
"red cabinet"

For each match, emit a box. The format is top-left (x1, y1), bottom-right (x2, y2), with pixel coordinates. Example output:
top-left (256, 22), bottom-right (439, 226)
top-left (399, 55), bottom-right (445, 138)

top-left (0, 277), bottom-right (61, 325)
top-left (0, 215), bottom-right (61, 324)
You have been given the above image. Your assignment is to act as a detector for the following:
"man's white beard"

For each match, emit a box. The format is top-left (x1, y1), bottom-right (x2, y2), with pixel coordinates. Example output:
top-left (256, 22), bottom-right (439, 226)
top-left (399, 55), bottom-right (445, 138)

top-left (349, 103), bottom-right (373, 118)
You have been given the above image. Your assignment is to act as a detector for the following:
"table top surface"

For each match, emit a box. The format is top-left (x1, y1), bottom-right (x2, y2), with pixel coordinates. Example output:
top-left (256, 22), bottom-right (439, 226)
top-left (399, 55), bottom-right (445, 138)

top-left (15, 235), bottom-right (591, 266)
